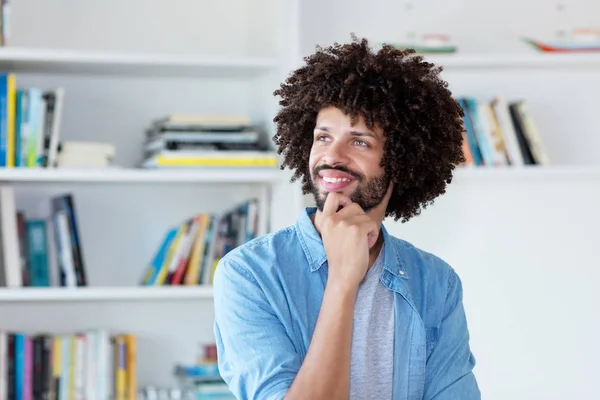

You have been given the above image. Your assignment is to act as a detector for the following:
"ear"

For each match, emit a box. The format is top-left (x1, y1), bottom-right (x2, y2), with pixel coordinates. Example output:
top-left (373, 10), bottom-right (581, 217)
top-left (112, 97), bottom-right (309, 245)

top-left (384, 182), bottom-right (394, 201)
top-left (379, 183), bottom-right (395, 222)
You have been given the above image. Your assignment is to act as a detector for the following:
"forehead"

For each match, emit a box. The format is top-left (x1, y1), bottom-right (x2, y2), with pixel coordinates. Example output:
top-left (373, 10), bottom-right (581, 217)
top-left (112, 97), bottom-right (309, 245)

top-left (315, 107), bottom-right (383, 137)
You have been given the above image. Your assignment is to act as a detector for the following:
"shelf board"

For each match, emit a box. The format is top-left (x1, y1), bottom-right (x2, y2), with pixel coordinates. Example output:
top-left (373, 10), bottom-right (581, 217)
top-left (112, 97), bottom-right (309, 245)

top-left (453, 165), bottom-right (600, 180)
top-left (0, 286), bottom-right (213, 302)
top-left (423, 53), bottom-right (600, 69)
top-left (0, 47), bottom-right (278, 77)
top-left (0, 167), bottom-right (282, 184)
top-left (2, 48), bottom-right (597, 75)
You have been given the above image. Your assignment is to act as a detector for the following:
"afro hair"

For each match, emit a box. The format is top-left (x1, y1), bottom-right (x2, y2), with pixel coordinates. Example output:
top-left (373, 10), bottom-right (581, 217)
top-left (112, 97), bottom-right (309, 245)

top-left (272, 35), bottom-right (465, 222)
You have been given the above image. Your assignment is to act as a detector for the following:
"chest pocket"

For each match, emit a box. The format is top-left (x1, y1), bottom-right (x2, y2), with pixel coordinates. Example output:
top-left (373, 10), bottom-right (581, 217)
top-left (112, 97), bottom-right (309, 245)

top-left (425, 327), bottom-right (439, 361)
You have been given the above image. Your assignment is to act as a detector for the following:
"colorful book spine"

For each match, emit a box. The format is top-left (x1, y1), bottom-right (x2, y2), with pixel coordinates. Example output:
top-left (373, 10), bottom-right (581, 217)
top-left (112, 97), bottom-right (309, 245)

top-left (26, 88), bottom-right (42, 168)
top-left (0, 74), bottom-right (7, 167)
top-left (5, 73), bottom-right (15, 167)
top-left (26, 220), bottom-right (50, 287)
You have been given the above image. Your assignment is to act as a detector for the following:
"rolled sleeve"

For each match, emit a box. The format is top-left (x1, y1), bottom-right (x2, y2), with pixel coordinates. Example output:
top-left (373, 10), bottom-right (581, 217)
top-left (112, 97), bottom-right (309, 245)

top-left (424, 269), bottom-right (481, 400)
top-left (213, 257), bottom-right (301, 400)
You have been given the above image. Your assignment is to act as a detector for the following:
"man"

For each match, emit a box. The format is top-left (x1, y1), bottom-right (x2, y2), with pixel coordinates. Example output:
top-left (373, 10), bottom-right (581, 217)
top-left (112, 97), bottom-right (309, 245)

top-left (213, 36), bottom-right (480, 400)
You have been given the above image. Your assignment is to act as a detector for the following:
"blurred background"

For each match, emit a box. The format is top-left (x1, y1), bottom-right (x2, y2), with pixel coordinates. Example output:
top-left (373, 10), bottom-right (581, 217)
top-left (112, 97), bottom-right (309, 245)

top-left (0, 0), bottom-right (597, 399)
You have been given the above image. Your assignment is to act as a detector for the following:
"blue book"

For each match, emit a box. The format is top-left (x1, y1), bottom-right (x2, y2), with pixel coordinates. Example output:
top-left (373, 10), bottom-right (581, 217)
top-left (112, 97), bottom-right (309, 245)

top-left (0, 74), bottom-right (7, 167)
top-left (145, 228), bottom-right (178, 285)
top-left (458, 97), bottom-right (483, 166)
top-left (14, 333), bottom-right (24, 400)
top-left (14, 90), bottom-right (22, 167)
top-left (26, 219), bottom-right (50, 286)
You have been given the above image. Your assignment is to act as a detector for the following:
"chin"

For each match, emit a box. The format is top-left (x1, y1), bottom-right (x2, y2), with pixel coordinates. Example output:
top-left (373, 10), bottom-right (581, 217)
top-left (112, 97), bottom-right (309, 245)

top-left (313, 188), bottom-right (354, 212)
top-left (320, 186), bottom-right (354, 199)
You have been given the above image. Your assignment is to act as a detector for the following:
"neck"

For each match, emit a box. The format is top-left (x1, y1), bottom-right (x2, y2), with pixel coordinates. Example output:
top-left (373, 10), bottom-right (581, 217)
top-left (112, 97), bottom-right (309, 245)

top-left (311, 203), bottom-right (387, 269)
top-left (367, 232), bottom-right (385, 268)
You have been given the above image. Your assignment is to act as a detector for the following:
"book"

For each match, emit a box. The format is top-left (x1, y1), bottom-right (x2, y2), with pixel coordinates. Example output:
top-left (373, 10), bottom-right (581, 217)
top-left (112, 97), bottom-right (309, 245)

top-left (456, 96), bottom-right (549, 167)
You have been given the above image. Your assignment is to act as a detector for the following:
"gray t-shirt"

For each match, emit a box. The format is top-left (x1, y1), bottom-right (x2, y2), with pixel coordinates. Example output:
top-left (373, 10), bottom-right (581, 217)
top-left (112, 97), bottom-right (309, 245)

top-left (349, 244), bottom-right (395, 399)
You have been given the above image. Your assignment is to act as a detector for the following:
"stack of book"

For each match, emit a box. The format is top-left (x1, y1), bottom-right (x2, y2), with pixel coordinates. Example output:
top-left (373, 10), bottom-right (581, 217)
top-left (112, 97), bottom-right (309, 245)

top-left (172, 363), bottom-right (234, 399)
top-left (457, 96), bottom-right (549, 167)
top-left (0, 73), bottom-right (66, 169)
top-left (140, 198), bottom-right (260, 287)
top-left (170, 343), bottom-right (234, 399)
top-left (139, 114), bottom-right (279, 169)
top-left (0, 186), bottom-right (87, 288)
top-left (0, 329), bottom-right (136, 400)
top-left (56, 141), bottom-right (116, 168)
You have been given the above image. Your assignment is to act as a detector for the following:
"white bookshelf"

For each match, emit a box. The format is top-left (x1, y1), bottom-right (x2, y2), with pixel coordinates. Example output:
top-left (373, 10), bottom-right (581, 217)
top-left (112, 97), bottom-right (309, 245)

top-left (0, 285), bottom-right (213, 302)
top-left (0, 0), bottom-right (302, 390)
top-left (0, 47), bottom-right (278, 77)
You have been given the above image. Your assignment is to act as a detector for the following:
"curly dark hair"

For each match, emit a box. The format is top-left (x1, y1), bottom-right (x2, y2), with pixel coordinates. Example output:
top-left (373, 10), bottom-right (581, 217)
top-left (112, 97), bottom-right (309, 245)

top-left (272, 35), bottom-right (465, 223)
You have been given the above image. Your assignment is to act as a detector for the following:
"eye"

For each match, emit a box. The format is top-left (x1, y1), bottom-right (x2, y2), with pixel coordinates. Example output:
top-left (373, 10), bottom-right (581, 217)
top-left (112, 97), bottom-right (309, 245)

top-left (316, 134), bottom-right (330, 142)
top-left (354, 139), bottom-right (368, 147)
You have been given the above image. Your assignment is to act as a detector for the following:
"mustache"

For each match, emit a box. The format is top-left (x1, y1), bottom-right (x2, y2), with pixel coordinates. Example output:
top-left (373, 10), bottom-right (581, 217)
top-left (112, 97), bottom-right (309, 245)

top-left (313, 164), bottom-right (363, 181)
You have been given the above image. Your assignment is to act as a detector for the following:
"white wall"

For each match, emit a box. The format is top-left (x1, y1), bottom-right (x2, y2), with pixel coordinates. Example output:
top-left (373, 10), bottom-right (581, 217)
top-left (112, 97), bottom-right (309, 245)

top-left (388, 170), bottom-right (600, 399)
top-left (12, 0), bottom-right (281, 58)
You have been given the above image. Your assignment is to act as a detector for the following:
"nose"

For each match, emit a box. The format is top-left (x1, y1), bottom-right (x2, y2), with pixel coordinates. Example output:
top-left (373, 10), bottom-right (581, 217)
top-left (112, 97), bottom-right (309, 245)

top-left (322, 141), bottom-right (349, 166)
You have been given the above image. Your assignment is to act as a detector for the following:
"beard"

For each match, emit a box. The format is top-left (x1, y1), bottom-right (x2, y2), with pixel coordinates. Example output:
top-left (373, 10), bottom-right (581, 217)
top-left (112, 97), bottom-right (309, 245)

top-left (310, 164), bottom-right (390, 213)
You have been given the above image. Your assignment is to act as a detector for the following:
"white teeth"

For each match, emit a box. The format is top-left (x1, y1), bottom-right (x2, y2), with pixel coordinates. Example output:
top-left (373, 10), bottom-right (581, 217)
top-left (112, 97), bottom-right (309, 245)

top-left (323, 177), bottom-right (351, 183)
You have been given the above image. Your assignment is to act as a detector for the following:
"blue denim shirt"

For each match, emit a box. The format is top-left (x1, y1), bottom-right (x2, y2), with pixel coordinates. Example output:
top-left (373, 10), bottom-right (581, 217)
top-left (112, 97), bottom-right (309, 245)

top-left (213, 207), bottom-right (480, 400)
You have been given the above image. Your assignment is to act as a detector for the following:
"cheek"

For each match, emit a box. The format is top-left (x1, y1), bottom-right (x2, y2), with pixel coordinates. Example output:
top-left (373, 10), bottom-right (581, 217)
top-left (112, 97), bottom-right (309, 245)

top-left (308, 147), bottom-right (321, 171)
top-left (358, 156), bottom-right (385, 180)
top-left (372, 162), bottom-right (385, 176)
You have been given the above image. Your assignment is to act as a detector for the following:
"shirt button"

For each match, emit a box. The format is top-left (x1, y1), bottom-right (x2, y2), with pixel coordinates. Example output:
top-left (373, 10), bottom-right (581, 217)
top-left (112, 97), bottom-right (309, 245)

top-left (399, 270), bottom-right (405, 275)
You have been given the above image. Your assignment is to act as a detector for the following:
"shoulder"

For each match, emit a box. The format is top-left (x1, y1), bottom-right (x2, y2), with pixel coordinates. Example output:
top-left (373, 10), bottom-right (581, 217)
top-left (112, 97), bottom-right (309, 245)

top-left (213, 224), bottom-right (301, 288)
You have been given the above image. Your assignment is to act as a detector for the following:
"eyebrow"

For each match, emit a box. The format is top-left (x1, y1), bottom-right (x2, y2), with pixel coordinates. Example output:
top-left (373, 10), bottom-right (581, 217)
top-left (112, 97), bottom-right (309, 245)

top-left (315, 126), bottom-right (378, 139)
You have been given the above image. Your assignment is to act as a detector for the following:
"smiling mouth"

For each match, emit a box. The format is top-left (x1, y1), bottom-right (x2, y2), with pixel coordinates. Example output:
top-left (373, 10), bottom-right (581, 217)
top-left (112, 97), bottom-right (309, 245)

top-left (322, 176), bottom-right (353, 184)
top-left (318, 175), bottom-right (356, 192)
top-left (313, 165), bottom-right (361, 192)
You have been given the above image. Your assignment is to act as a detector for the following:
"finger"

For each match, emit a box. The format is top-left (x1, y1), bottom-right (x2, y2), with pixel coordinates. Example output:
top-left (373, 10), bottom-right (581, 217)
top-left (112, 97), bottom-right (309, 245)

top-left (367, 222), bottom-right (380, 241)
top-left (344, 215), bottom-right (378, 234)
top-left (346, 216), bottom-right (379, 248)
top-left (334, 202), bottom-right (365, 220)
top-left (363, 221), bottom-right (380, 249)
top-left (322, 192), bottom-right (353, 218)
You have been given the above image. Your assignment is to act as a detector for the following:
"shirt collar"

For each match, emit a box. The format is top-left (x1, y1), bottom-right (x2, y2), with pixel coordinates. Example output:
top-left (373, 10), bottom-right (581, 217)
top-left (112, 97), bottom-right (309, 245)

top-left (294, 207), bottom-right (328, 272)
top-left (294, 207), bottom-right (409, 280)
